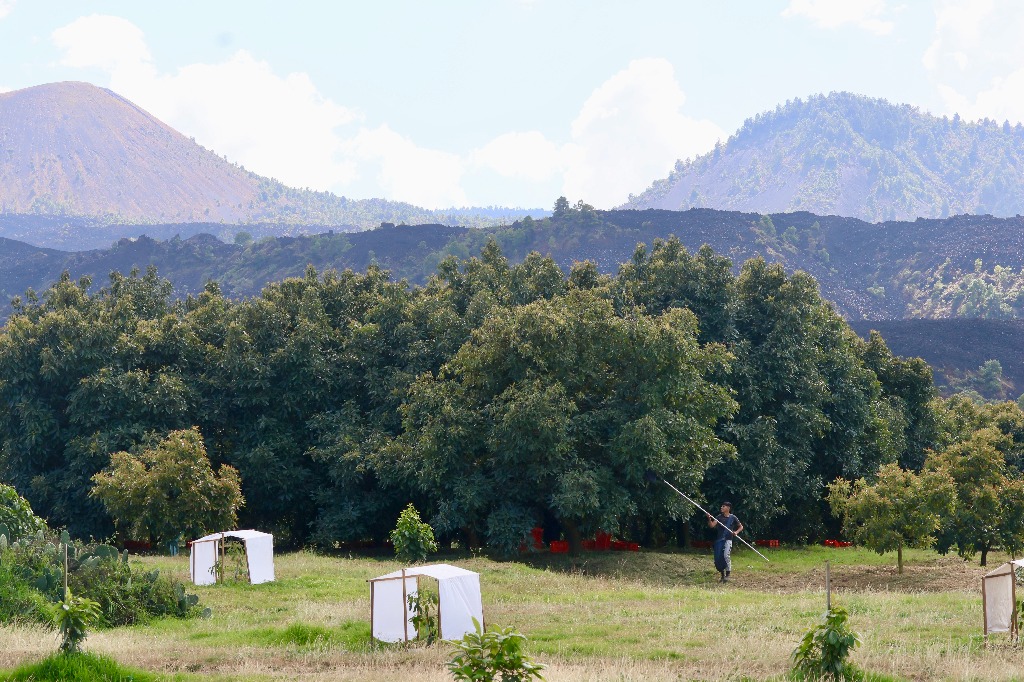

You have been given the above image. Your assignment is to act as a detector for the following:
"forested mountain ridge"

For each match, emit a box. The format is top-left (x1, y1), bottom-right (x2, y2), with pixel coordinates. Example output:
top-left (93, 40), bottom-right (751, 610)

top-left (7, 208), bottom-right (1024, 322)
top-left (622, 92), bottom-right (1024, 222)
top-left (0, 82), bottom-right (539, 234)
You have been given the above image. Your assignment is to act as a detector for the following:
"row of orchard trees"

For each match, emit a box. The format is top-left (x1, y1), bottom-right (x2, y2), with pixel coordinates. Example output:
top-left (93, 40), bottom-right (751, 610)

top-left (0, 237), bottom-right (974, 552)
top-left (831, 396), bottom-right (1024, 570)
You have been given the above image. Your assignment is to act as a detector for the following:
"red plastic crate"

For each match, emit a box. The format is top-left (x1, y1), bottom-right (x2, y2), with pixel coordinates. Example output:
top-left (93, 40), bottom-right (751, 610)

top-left (530, 527), bottom-right (545, 549)
top-left (611, 540), bottom-right (629, 551)
top-left (582, 539), bottom-right (596, 550)
top-left (595, 531), bottom-right (612, 551)
top-left (549, 540), bottom-right (569, 553)
top-left (824, 539), bottom-right (852, 548)
top-left (755, 539), bottom-right (781, 548)
top-left (626, 542), bottom-right (640, 552)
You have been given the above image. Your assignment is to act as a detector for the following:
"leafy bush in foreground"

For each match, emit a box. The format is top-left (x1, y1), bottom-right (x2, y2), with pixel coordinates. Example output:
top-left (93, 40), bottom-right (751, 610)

top-left (791, 606), bottom-right (861, 681)
top-left (0, 530), bottom-right (201, 627)
top-left (448, 619), bottom-right (545, 681)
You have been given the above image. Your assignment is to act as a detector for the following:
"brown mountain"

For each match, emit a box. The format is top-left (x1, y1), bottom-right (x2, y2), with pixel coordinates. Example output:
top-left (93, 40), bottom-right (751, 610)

top-left (0, 81), bottom-right (267, 222)
top-left (0, 82), bottom-right (538, 230)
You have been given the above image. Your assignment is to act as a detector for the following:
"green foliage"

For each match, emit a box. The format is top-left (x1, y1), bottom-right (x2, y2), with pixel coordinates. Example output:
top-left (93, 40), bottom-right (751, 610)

top-left (408, 589), bottom-right (439, 645)
top-left (90, 427), bottom-right (244, 545)
top-left (54, 588), bottom-right (101, 654)
top-left (927, 426), bottom-right (1024, 565)
top-left (448, 618), bottom-right (545, 682)
top-left (0, 526), bottom-right (201, 628)
top-left (828, 464), bottom-right (955, 573)
top-left (391, 504), bottom-right (438, 564)
top-left (0, 483), bottom-right (47, 541)
top-left (791, 606), bottom-right (862, 682)
top-left (2, 652), bottom-right (160, 682)
top-left (0, 236), bottom-right (945, 548)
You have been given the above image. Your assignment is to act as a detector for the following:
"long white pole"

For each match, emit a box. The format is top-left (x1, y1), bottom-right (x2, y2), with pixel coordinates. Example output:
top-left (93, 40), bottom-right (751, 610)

top-left (658, 477), bottom-right (771, 562)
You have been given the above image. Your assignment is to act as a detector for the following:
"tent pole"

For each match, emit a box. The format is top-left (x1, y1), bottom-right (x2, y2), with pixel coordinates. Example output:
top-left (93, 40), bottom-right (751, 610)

top-left (1013, 570), bottom-right (1019, 645)
top-left (369, 581), bottom-right (375, 643)
top-left (982, 577), bottom-right (988, 648)
top-left (435, 577), bottom-right (442, 641)
top-left (401, 568), bottom-right (409, 643)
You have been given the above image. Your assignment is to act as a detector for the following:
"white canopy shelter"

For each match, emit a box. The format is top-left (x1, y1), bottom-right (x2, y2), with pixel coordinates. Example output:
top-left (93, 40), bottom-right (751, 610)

top-left (982, 559), bottom-right (1022, 641)
top-left (369, 563), bottom-right (483, 643)
top-left (189, 530), bottom-right (275, 586)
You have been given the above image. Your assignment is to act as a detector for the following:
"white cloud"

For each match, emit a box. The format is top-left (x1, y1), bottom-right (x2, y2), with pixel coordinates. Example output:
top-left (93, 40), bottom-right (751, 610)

top-left (52, 15), bottom-right (153, 76)
top-left (0, 1), bottom-right (14, 20)
top-left (50, 18), bottom-right (723, 210)
top-left (782, 0), bottom-right (895, 35)
top-left (562, 58), bottom-right (723, 207)
top-left (346, 126), bottom-right (467, 208)
top-left (470, 132), bottom-right (564, 183)
top-left (923, 1), bottom-right (1024, 123)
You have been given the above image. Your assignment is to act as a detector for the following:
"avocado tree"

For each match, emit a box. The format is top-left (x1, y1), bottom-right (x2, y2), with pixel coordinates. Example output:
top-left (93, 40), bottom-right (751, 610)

top-left (91, 427), bottom-right (244, 545)
top-left (395, 288), bottom-right (736, 554)
top-left (828, 463), bottom-right (955, 573)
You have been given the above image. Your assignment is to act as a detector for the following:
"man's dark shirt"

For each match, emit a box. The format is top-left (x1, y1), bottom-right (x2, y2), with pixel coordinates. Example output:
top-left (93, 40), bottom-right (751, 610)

top-left (714, 513), bottom-right (740, 542)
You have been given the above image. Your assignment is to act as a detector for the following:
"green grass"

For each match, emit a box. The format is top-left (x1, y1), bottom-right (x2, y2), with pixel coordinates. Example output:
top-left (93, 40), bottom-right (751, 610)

top-left (0, 547), bottom-right (1014, 681)
top-left (2, 651), bottom-right (172, 681)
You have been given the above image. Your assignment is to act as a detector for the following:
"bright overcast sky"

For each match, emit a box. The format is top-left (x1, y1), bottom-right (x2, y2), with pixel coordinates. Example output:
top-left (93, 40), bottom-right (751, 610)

top-left (1, 1), bottom-right (1021, 210)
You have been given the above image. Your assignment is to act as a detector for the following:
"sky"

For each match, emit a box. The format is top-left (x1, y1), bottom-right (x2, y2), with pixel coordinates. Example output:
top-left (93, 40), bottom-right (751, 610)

top-left (1, 1), bottom-right (1023, 211)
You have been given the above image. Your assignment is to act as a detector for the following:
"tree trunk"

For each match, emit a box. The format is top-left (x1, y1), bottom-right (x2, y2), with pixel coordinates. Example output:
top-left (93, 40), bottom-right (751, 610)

top-left (980, 545), bottom-right (989, 567)
top-left (562, 519), bottom-right (584, 556)
top-left (897, 542), bottom-right (903, 574)
top-left (463, 526), bottom-right (480, 550)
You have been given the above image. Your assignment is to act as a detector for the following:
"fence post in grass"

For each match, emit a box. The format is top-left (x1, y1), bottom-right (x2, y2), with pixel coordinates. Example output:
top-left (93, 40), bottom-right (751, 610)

top-left (825, 560), bottom-right (831, 613)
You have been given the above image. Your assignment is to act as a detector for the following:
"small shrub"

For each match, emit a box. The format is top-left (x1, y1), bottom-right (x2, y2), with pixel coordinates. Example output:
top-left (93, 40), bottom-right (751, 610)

top-left (408, 590), bottom-right (439, 645)
top-left (0, 483), bottom-right (47, 541)
top-left (448, 618), bottom-right (545, 682)
top-left (390, 503), bottom-right (438, 564)
top-left (54, 588), bottom-right (101, 654)
top-left (791, 606), bottom-right (862, 681)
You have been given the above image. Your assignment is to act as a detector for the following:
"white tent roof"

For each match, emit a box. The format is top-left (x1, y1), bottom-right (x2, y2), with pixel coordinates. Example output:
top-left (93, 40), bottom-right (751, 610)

top-left (982, 559), bottom-right (1023, 637)
top-left (194, 529), bottom-right (272, 543)
top-left (371, 563), bottom-right (478, 582)
top-left (369, 563), bottom-right (483, 643)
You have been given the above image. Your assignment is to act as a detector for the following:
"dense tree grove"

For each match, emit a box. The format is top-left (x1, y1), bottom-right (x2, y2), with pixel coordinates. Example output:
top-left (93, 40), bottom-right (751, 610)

top-left (0, 240), bottom-right (945, 548)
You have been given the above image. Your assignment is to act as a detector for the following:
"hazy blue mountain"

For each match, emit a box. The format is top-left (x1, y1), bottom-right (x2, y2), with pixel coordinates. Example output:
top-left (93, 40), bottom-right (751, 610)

top-left (622, 92), bottom-right (1024, 223)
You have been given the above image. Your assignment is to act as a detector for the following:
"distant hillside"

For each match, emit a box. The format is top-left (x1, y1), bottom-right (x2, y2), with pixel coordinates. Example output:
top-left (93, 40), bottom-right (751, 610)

top-left (623, 92), bottom-right (1024, 223)
top-left (9, 211), bottom-right (1024, 402)
top-left (849, 319), bottom-right (1024, 401)
top-left (0, 82), bottom-right (540, 232)
top-left (8, 208), bottom-right (1024, 324)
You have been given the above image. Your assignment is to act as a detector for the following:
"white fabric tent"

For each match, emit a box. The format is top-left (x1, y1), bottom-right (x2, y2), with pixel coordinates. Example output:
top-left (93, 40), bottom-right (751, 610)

top-left (982, 559), bottom-right (1022, 640)
top-left (369, 563), bottom-right (483, 643)
top-left (189, 530), bottom-right (275, 586)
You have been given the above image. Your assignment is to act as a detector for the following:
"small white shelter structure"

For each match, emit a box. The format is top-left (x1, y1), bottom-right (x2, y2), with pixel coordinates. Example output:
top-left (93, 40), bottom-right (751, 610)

top-left (369, 563), bottom-right (483, 643)
top-left (189, 530), bottom-right (275, 586)
top-left (982, 559), bottom-right (1022, 642)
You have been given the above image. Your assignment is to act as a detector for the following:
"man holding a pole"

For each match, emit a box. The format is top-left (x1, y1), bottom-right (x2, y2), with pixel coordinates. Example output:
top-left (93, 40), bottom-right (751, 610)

top-left (707, 501), bottom-right (743, 583)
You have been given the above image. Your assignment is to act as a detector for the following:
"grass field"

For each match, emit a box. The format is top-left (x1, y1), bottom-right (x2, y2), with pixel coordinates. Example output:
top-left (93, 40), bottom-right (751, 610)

top-left (0, 545), bottom-right (1020, 681)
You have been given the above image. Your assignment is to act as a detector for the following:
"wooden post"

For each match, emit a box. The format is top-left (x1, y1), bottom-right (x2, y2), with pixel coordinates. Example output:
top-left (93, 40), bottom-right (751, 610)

top-left (825, 560), bottom-right (831, 612)
top-left (369, 581), bottom-right (375, 643)
top-left (401, 568), bottom-right (409, 643)
top-left (982, 577), bottom-right (988, 648)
